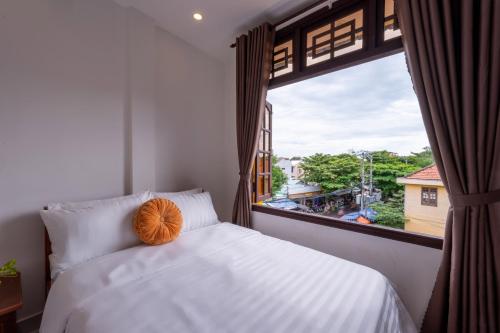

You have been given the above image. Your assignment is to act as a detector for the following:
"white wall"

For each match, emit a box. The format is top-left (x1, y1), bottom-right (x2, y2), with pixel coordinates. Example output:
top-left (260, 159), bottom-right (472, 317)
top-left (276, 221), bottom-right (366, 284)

top-left (0, 0), bottom-right (129, 318)
top-left (154, 29), bottom-right (226, 218)
top-left (0, 0), bottom-right (226, 320)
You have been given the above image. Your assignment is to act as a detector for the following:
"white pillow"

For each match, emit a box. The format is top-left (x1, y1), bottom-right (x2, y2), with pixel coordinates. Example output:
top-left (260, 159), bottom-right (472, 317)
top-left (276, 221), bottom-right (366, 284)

top-left (168, 192), bottom-right (219, 232)
top-left (151, 188), bottom-right (203, 199)
top-left (47, 191), bottom-right (151, 210)
top-left (41, 194), bottom-right (147, 278)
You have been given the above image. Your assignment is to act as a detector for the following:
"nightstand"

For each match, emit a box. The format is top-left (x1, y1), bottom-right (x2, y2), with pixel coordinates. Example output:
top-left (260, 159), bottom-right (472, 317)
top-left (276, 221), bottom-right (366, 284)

top-left (0, 273), bottom-right (22, 333)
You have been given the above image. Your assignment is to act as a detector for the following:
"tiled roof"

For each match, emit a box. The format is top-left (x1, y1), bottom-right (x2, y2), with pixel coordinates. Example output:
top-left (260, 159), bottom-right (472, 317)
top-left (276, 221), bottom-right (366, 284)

top-left (405, 164), bottom-right (441, 180)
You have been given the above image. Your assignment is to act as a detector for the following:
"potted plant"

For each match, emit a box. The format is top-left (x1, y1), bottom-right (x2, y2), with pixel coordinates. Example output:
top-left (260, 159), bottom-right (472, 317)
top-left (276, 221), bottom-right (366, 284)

top-left (0, 259), bottom-right (18, 285)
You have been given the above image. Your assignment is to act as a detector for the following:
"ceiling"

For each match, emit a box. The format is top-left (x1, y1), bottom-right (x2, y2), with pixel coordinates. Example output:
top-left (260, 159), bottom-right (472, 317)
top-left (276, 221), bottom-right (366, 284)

top-left (113, 0), bottom-right (318, 61)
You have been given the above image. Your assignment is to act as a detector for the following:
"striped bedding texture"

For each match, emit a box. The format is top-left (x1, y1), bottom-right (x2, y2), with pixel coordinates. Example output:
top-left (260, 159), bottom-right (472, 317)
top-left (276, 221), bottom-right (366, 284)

top-left (41, 223), bottom-right (417, 333)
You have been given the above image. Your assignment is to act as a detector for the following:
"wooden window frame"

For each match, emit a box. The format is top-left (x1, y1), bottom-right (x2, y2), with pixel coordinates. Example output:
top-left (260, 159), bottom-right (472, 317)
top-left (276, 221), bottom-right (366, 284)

top-left (269, 0), bottom-right (402, 89)
top-left (421, 187), bottom-right (438, 207)
top-left (253, 102), bottom-right (273, 203)
top-left (252, 205), bottom-right (443, 249)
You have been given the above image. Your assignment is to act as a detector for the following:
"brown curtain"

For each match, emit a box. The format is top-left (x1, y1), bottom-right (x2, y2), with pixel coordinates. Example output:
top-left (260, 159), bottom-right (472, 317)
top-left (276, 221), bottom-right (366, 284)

top-left (232, 23), bottom-right (274, 228)
top-left (396, 0), bottom-right (500, 332)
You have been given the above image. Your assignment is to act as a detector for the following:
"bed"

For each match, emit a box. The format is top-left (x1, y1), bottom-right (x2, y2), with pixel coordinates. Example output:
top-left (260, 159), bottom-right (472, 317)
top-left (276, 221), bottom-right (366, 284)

top-left (40, 191), bottom-right (417, 333)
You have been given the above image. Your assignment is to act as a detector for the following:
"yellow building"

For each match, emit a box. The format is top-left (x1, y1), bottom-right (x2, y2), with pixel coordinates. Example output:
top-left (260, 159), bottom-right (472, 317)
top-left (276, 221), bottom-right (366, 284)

top-left (396, 165), bottom-right (449, 237)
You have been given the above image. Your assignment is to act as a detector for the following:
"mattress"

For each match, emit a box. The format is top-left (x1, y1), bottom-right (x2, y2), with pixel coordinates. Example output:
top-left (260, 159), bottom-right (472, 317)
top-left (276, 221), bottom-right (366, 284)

top-left (41, 222), bottom-right (417, 333)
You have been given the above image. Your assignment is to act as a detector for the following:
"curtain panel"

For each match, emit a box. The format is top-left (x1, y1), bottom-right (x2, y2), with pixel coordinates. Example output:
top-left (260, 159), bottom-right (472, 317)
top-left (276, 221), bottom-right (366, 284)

top-left (232, 23), bottom-right (274, 228)
top-left (396, 0), bottom-right (500, 332)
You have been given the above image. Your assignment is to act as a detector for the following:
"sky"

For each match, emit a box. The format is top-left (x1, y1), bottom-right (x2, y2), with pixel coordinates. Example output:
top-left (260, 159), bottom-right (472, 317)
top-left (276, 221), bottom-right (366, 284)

top-left (267, 53), bottom-right (430, 158)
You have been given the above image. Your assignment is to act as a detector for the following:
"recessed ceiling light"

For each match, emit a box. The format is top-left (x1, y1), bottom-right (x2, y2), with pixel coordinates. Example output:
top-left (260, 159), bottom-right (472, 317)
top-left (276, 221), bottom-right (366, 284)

top-left (193, 12), bottom-right (203, 21)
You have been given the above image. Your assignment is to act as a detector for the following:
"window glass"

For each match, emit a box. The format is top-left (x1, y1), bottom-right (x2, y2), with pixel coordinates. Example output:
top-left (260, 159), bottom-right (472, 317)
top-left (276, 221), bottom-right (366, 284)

top-left (264, 153), bottom-right (270, 170)
top-left (306, 23), bottom-right (332, 66)
top-left (265, 108), bottom-right (271, 130)
top-left (384, 0), bottom-right (402, 40)
top-left (258, 176), bottom-right (265, 195)
top-left (333, 9), bottom-right (364, 57)
top-left (264, 132), bottom-right (270, 151)
top-left (272, 40), bottom-right (294, 78)
top-left (306, 9), bottom-right (364, 67)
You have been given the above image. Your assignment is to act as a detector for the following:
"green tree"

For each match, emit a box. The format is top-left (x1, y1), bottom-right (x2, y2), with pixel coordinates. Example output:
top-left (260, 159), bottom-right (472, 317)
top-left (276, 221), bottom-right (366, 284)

top-left (371, 150), bottom-right (419, 199)
top-left (298, 148), bottom-right (432, 202)
top-left (369, 201), bottom-right (406, 229)
top-left (406, 146), bottom-right (434, 168)
top-left (370, 189), bottom-right (406, 229)
top-left (271, 155), bottom-right (288, 196)
top-left (300, 153), bottom-right (360, 192)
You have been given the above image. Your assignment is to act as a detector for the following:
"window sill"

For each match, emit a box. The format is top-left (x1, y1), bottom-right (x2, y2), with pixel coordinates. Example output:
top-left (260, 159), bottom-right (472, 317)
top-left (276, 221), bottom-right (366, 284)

top-left (252, 205), bottom-right (444, 250)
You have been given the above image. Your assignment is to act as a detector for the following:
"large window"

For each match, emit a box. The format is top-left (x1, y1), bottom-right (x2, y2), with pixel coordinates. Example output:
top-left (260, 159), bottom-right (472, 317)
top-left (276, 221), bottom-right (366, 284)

top-left (253, 0), bottom-right (445, 248)
top-left (261, 52), bottom-right (449, 245)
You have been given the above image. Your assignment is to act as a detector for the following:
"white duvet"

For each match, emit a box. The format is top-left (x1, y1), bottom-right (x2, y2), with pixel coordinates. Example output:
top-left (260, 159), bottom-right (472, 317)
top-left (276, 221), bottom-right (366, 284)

top-left (41, 223), bottom-right (417, 333)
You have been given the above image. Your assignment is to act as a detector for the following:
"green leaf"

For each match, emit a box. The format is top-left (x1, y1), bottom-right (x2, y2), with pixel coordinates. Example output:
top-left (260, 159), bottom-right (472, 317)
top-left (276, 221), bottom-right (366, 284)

top-left (0, 259), bottom-right (18, 276)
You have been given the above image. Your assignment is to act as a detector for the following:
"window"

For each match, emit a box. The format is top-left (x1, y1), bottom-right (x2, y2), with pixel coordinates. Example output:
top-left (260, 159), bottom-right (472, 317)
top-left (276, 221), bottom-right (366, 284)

top-left (253, 102), bottom-right (273, 202)
top-left (269, 0), bottom-right (402, 88)
top-left (252, 0), bottom-right (444, 248)
top-left (256, 52), bottom-right (445, 248)
top-left (421, 187), bottom-right (438, 207)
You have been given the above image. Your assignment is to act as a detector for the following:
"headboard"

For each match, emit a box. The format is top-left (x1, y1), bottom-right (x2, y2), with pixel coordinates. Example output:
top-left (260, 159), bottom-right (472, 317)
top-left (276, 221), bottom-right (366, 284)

top-left (43, 206), bottom-right (52, 298)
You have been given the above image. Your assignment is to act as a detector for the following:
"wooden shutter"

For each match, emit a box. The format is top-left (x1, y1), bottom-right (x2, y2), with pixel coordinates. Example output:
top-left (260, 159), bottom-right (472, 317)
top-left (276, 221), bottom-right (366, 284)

top-left (253, 102), bottom-right (272, 203)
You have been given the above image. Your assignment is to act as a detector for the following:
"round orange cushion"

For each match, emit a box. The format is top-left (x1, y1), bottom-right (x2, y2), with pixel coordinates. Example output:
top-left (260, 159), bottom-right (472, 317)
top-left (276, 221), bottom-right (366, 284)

top-left (133, 198), bottom-right (183, 245)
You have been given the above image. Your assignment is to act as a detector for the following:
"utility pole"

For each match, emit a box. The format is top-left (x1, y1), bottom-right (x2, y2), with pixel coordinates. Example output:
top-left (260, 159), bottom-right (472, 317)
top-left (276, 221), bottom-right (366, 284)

top-left (369, 153), bottom-right (373, 196)
top-left (357, 150), bottom-right (373, 213)
top-left (360, 153), bottom-right (365, 211)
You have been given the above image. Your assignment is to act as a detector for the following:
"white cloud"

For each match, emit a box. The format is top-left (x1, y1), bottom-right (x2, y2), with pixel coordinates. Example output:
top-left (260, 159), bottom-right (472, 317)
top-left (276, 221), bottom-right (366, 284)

top-left (267, 53), bottom-right (430, 158)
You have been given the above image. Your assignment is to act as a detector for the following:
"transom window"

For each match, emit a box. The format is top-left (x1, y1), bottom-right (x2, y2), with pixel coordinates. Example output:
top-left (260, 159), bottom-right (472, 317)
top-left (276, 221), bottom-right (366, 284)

top-left (270, 0), bottom-right (402, 87)
top-left (305, 9), bottom-right (364, 66)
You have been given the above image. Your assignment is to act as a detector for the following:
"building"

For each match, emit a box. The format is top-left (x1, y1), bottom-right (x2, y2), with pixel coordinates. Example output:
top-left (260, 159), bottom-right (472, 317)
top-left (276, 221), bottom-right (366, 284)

top-left (286, 180), bottom-right (322, 202)
top-left (276, 158), bottom-right (304, 180)
top-left (291, 159), bottom-right (304, 179)
top-left (397, 165), bottom-right (449, 237)
top-left (276, 158), bottom-right (293, 179)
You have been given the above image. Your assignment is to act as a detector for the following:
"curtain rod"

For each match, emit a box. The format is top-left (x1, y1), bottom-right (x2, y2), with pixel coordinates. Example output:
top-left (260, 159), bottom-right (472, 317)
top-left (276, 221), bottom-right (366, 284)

top-left (229, 0), bottom-right (336, 48)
